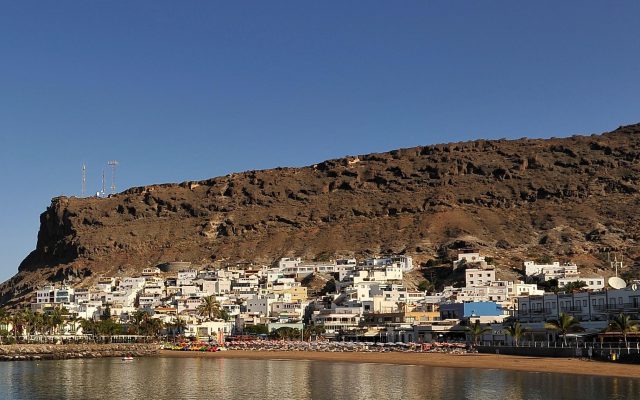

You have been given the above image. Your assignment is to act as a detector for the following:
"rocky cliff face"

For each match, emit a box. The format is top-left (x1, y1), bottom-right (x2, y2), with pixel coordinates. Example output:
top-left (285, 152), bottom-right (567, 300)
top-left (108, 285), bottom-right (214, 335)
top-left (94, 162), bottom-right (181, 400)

top-left (2, 124), bottom-right (640, 304)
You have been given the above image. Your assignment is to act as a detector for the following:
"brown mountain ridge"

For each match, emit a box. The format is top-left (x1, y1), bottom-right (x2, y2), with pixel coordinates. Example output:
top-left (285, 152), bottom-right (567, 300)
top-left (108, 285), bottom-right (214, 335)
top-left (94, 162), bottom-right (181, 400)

top-left (2, 123), bottom-right (640, 305)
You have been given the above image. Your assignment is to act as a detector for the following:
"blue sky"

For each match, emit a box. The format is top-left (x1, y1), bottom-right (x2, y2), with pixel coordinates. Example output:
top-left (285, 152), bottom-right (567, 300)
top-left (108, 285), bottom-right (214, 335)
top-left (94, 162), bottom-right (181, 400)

top-left (0, 1), bottom-right (639, 281)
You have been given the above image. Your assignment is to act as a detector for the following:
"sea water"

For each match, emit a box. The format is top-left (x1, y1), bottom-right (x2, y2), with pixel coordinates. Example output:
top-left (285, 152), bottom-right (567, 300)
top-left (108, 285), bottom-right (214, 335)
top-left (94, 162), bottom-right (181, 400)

top-left (0, 357), bottom-right (638, 399)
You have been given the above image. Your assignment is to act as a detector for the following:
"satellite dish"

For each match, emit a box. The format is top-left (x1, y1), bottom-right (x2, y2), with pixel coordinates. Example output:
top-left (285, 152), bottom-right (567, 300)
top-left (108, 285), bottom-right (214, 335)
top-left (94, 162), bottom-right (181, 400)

top-left (608, 277), bottom-right (627, 290)
top-left (632, 283), bottom-right (638, 291)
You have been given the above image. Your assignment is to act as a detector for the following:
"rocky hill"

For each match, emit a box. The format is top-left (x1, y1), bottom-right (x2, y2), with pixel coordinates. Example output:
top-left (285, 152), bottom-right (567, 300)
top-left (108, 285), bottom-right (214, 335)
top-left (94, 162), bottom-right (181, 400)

top-left (2, 123), bottom-right (640, 305)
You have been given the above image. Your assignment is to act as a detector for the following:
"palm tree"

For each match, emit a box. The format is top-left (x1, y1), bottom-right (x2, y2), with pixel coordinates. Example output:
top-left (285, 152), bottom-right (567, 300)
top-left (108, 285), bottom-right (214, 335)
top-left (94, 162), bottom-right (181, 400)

top-left (141, 318), bottom-right (164, 338)
top-left (51, 307), bottom-right (66, 335)
top-left (67, 315), bottom-right (80, 336)
top-left (545, 312), bottom-right (583, 345)
top-left (32, 313), bottom-right (45, 336)
top-left (80, 318), bottom-right (98, 339)
top-left (272, 327), bottom-right (300, 340)
top-left (466, 320), bottom-right (492, 346)
top-left (198, 296), bottom-right (224, 321)
top-left (130, 310), bottom-right (149, 335)
top-left (0, 308), bottom-right (9, 332)
top-left (304, 325), bottom-right (326, 341)
top-left (169, 316), bottom-right (187, 338)
top-left (21, 309), bottom-right (35, 342)
top-left (562, 281), bottom-right (587, 293)
top-left (607, 313), bottom-right (638, 347)
top-left (10, 312), bottom-right (24, 342)
top-left (42, 313), bottom-right (54, 336)
top-left (503, 321), bottom-right (527, 347)
top-left (0, 308), bottom-right (9, 343)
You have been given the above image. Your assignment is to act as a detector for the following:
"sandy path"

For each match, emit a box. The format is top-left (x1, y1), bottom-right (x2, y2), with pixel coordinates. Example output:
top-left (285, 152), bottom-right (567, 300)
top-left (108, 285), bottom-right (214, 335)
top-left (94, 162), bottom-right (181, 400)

top-left (158, 350), bottom-right (640, 379)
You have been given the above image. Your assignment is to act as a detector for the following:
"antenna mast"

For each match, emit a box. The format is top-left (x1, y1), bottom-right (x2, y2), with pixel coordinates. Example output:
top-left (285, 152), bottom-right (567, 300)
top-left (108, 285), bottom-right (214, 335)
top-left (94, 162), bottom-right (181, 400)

top-left (82, 162), bottom-right (86, 197)
top-left (610, 253), bottom-right (623, 277)
top-left (108, 160), bottom-right (119, 194)
top-left (101, 169), bottom-right (106, 197)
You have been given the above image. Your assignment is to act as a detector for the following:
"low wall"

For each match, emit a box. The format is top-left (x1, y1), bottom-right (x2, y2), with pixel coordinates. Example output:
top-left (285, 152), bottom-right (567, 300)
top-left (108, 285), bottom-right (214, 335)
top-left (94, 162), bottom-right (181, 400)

top-left (0, 343), bottom-right (159, 361)
top-left (478, 345), bottom-right (640, 363)
top-left (477, 345), bottom-right (578, 358)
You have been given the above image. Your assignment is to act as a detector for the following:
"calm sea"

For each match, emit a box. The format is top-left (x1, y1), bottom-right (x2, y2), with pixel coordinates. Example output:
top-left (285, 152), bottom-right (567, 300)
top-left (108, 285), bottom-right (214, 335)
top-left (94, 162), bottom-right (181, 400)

top-left (0, 357), bottom-right (638, 400)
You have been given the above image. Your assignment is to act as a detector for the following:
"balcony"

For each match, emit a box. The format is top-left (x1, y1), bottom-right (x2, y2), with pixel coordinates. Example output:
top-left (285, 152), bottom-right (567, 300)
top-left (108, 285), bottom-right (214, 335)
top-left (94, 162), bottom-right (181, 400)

top-left (593, 303), bottom-right (640, 312)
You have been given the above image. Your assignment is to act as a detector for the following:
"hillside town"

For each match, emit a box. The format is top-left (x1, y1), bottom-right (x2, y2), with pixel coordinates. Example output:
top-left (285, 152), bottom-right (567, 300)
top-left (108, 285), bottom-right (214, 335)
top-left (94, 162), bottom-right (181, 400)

top-left (1, 252), bottom-right (637, 347)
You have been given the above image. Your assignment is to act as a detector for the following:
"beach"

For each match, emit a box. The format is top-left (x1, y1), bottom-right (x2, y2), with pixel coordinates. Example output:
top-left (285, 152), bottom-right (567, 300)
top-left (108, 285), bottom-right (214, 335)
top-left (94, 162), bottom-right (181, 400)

top-left (159, 349), bottom-right (640, 379)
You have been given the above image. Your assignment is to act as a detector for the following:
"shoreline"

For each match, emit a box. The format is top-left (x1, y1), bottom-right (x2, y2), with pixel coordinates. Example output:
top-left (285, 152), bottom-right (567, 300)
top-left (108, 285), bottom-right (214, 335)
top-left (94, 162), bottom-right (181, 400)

top-left (158, 349), bottom-right (640, 379)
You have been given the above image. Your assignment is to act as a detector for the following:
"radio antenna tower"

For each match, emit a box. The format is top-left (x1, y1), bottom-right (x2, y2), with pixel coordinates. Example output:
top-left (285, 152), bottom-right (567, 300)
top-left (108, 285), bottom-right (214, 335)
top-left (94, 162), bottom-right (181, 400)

top-left (101, 168), bottom-right (106, 197)
top-left (108, 160), bottom-right (119, 194)
top-left (82, 162), bottom-right (86, 197)
top-left (608, 252), bottom-right (624, 277)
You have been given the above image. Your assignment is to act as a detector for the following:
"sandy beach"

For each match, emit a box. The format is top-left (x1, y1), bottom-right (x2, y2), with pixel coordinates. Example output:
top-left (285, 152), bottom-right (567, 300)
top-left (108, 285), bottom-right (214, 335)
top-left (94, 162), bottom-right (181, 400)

top-left (159, 349), bottom-right (640, 379)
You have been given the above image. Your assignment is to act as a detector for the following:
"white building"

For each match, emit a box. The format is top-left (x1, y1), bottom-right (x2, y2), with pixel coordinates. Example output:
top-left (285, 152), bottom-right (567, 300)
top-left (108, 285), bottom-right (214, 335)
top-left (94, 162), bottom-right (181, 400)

top-left (517, 287), bottom-right (640, 324)
top-left (465, 268), bottom-right (496, 287)
top-left (458, 281), bottom-right (511, 304)
top-left (558, 276), bottom-right (605, 290)
top-left (142, 267), bottom-right (161, 276)
top-left (365, 255), bottom-right (413, 272)
top-left (278, 257), bottom-right (302, 271)
top-left (510, 281), bottom-right (544, 297)
top-left (523, 261), bottom-right (578, 281)
top-left (352, 265), bottom-right (403, 284)
top-left (452, 252), bottom-right (485, 270)
top-left (96, 277), bottom-right (116, 293)
top-left (177, 270), bottom-right (198, 286)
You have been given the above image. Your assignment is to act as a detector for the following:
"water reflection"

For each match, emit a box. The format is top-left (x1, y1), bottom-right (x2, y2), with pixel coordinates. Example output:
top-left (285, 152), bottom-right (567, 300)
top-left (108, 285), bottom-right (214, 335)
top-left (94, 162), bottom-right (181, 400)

top-left (0, 357), bottom-right (638, 400)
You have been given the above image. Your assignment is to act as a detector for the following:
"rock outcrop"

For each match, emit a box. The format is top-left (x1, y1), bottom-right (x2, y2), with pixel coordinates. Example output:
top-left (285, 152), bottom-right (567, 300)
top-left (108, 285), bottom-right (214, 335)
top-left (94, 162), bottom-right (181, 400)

top-left (2, 123), bottom-right (640, 305)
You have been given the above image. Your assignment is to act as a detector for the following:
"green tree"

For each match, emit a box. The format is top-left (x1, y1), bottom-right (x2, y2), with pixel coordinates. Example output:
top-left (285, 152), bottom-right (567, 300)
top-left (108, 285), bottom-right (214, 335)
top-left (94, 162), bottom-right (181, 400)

top-left (140, 317), bottom-right (164, 337)
top-left (417, 280), bottom-right (433, 292)
top-left (50, 306), bottom-right (67, 335)
top-left (466, 320), bottom-right (492, 346)
top-left (561, 281), bottom-right (587, 293)
top-left (545, 312), bottom-right (582, 345)
top-left (168, 316), bottom-right (187, 338)
top-left (80, 318), bottom-right (98, 337)
top-left (503, 321), bottom-right (527, 347)
top-left (537, 279), bottom-right (559, 293)
top-left (97, 319), bottom-right (122, 341)
top-left (21, 309), bottom-right (35, 341)
top-left (32, 313), bottom-right (45, 336)
top-left (42, 313), bottom-right (54, 335)
top-left (271, 327), bottom-right (301, 340)
top-left (303, 325), bottom-right (326, 341)
top-left (244, 324), bottom-right (269, 335)
top-left (129, 310), bottom-right (150, 335)
top-left (10, 312), bottom-right (24, 342)
top-left (0, 308), bottom-right (8, 332)
top-left (607, 313), bottom-right (638, 347)
top-left (100, 305), bottom-right (112, 321)
top-left (67, 315), bottom-right (80, 336)
top-left (198, 296), bottom-right (225, 321)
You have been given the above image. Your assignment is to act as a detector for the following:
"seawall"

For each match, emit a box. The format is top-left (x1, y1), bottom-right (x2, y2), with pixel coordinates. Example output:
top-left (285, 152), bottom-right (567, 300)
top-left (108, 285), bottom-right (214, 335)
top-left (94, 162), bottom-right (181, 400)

top-left (0, 343), bottom-right (159, 361)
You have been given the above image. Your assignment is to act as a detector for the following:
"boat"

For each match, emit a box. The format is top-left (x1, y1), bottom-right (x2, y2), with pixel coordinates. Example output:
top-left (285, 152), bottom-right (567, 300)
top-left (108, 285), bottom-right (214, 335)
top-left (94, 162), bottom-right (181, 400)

top-left (121, 356), bottom-right (134, 361)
